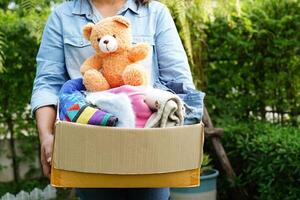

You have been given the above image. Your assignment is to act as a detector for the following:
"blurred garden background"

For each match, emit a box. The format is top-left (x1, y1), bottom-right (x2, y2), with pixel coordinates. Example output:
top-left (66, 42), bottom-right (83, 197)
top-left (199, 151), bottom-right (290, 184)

top-left (0, 0), bottom-right (299, 199)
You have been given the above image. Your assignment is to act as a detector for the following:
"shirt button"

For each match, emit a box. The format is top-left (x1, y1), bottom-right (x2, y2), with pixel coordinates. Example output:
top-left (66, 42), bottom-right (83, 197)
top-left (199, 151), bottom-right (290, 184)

top-left (80, 41), bottom-right (84, 45)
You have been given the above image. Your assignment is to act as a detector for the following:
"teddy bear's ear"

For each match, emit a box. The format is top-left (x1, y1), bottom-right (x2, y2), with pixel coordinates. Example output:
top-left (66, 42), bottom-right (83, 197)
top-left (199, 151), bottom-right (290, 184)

top-left (83, 23), bottom-right (95, 40)
top-left (112, 16), bottom-right (130, 28)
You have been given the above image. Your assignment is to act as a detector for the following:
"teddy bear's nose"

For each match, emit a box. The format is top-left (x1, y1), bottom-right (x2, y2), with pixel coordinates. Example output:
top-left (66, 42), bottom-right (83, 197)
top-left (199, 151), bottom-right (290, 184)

top-left (103, 40), bottom-right (109, 44)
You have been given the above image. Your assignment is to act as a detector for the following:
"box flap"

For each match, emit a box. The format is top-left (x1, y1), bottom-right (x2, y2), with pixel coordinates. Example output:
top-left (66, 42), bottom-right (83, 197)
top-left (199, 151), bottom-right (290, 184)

top-left (53, 122), bottom-right (204, 175)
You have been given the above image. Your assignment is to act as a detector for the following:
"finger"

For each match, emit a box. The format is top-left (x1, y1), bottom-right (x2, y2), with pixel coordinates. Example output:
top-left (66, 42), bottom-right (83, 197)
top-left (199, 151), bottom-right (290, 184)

top-left (44, 146), bottom-right (53, 162)
top-left (41, 155), bottom-right (50, 176)
top-left (47, 156), bottom-right (52, 164)
top-left (43, 162), bottom-right (51, 178)
top-left (41, 149), bottom-right (51, 178)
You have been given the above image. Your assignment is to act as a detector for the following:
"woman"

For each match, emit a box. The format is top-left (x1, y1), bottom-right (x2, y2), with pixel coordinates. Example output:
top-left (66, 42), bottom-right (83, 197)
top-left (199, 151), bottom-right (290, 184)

top-left (31, 0), bottom-right (195, 199)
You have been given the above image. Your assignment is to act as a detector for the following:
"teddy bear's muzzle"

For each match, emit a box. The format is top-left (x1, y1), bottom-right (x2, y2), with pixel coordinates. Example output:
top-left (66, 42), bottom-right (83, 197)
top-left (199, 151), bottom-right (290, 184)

top-left (99, 35), bottom-right (118, 53)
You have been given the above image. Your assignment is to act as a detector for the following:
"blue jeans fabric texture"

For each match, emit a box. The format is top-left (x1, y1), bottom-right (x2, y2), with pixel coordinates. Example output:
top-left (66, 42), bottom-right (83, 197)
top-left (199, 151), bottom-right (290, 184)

top-left (153, 81), bottom-right (205, 125)
top-left (75, 188), bottom-right (170, 200)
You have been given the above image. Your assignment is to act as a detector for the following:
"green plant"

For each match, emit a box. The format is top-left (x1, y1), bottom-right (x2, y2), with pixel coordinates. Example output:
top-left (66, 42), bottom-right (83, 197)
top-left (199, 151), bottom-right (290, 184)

top-left (202, 0), bottom-right (300, 125)
top-left (200, 153), bottom-right (213, 174)
top-left (0, 1), bottom-right (50, 181)
top-left (217, 118), bottom-right (300, 200)
top-left (163, 0), bottom-right (241, 89)
top-left (0, 31), bottom-right (5, 72)
top-left (0, 178), bottom-right (78, 199)
top-left (0, 178), bottom-right (49, 196)
top-left (164, 0), bottom-right (300, 124)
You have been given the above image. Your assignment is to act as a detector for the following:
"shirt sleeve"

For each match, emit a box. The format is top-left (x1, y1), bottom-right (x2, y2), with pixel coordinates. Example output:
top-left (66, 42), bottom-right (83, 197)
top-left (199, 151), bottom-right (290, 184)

top-left (155, 5), bottom-right (195, 89)
top-left (30, 10), bottom-right (69, 116)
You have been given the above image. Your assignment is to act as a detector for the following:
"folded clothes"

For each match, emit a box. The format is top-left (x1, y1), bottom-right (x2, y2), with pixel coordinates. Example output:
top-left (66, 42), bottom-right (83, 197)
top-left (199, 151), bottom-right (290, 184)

top-left (85, 92), bottom-right (135, 128)
top-left (144, 88), bottom-right (185, 128)
top-left (59, 78), bottom-right (118, 127)
top-left (153, 81), bottom-right (205, 125)
top-left (107, 85), bottom-right (153, 128)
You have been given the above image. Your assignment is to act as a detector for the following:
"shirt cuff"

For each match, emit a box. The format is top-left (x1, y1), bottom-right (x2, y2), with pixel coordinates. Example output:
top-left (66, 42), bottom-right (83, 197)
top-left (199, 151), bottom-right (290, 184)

top-left (30, 90), bottom-right (59, 118)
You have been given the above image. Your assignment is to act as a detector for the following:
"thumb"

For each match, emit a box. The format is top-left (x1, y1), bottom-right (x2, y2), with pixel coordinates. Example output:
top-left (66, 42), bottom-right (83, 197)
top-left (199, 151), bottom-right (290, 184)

top-left (44, 145), bottom-right (53, 164)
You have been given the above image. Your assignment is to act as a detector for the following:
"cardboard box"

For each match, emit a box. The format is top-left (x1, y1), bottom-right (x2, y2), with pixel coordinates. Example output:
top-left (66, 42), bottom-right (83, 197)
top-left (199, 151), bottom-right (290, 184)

top-left (51, 121), bottom-right (204, 188)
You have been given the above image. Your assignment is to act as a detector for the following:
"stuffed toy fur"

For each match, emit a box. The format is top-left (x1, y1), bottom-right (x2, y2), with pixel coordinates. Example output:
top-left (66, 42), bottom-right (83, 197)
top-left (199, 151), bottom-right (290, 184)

top-left (80, 16), bottom-right (150, 91)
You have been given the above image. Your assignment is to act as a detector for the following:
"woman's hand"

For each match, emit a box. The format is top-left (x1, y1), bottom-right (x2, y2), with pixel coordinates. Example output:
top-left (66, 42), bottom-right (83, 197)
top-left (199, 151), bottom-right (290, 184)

top-left (40, 133), bottom-right (54, 178)
top-left (35, 106), bottom-right (57, 178)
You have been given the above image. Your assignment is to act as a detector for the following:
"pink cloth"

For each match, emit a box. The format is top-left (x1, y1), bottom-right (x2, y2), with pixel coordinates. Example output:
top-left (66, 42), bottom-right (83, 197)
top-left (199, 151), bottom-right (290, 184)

top-left (106, 85), bottom-right (153, 128)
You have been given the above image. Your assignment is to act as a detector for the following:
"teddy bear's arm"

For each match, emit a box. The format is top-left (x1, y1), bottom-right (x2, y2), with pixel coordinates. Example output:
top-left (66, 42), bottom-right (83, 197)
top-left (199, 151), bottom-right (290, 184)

top-left (128, 43), bottom-right (150, 63)
top-left (80, 55), bottom-right (102, 75)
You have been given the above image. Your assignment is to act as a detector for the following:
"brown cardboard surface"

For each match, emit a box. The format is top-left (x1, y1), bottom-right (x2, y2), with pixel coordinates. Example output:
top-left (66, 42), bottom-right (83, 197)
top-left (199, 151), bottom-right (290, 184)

top-left (51, 167), bottom-right (200, 188)
top-left (53, 121), bottom-right (204, 175)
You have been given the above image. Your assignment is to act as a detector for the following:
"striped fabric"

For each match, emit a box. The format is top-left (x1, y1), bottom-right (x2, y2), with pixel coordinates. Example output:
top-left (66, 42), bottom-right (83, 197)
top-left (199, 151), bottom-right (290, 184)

top-left (59, 78), bottom-right (118, 127)
top-left (66, 104), bottom-right (117, 126)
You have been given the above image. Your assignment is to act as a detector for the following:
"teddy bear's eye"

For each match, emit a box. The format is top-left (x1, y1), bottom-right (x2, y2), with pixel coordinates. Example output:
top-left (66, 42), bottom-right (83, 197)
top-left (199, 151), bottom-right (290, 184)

top-left (97, 38), bottom-right (101, 42)
top-left (112, 35), bottom-right (116, 38)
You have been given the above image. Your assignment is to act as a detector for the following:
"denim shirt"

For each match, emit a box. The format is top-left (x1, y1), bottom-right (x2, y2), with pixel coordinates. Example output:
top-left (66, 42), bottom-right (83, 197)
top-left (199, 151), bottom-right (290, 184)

top-left (153, 82), bottom-right (205, 125)
top-left (30, 0), bottom-right (195, 114)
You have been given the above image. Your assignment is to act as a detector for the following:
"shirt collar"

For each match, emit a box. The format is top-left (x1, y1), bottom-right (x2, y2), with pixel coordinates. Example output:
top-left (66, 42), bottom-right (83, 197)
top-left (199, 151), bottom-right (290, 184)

top-left (72, 0), bottom-right (92, 16)
top-left (119, 0), bottom-right (140, 15)
top-left (72, 0), bottom-right (140, 16)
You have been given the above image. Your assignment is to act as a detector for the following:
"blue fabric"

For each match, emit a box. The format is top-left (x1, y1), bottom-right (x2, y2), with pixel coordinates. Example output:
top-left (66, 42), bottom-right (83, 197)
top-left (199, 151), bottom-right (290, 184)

top-left (59, 78), bottom-right (87, 120)
top-left (30, 0), bottom-right (195, 115)
top-left (59, 78), bottom-right (118, 126)
top-left (75, 188), bottom-right (170, 200)
top-left (153, 81), bottom-right (205, 125)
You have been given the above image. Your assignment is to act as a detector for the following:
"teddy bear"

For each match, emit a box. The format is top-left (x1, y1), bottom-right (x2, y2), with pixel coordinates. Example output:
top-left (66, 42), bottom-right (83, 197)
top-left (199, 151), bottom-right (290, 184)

top-left (80, 16), bottom-right (150, 92)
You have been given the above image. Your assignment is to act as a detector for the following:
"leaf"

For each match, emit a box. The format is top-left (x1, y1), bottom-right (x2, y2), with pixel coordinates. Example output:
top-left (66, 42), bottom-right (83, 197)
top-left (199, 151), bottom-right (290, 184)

top-left (0, 31), bottom-right (6, 73)
top-left (20, 0), bottom-right (35, 12)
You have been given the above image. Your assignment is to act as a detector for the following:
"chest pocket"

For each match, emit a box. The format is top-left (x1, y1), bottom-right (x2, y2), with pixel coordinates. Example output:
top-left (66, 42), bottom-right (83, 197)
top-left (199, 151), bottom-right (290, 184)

top-left (64, 37), bottom-right (94, 59)
top-left (63, 37), bottom-right (95, 78)
top-left (132, 35), bottom-right (155, 85)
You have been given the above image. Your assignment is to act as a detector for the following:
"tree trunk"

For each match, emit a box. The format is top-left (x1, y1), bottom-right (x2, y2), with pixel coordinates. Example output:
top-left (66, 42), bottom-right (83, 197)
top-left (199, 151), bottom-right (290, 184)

top-left (7, 115), bottom-right (19, 182)
top-left (3, 96), bottom-right (19, 182)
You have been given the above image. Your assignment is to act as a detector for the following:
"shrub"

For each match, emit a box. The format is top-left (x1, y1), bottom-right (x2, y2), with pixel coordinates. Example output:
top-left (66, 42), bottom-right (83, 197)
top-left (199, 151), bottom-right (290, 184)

top-left (217, 119), bottom-right (300, 200)
top-left (0, 7), bottom-right (49, 181)
top-left (202, 0), bottom-right (300, 125)
top-left (0, 178), bottom-right (76, 199)
top-left (0, 178), bottom-right (48, 196)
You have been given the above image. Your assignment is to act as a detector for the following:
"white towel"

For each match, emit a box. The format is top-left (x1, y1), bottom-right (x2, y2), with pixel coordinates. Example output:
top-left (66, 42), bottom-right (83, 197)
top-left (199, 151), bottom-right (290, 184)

top-left (144, 88), bottom-right (185, 128)
top-left (85, 92), bottom-right (135, 128)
